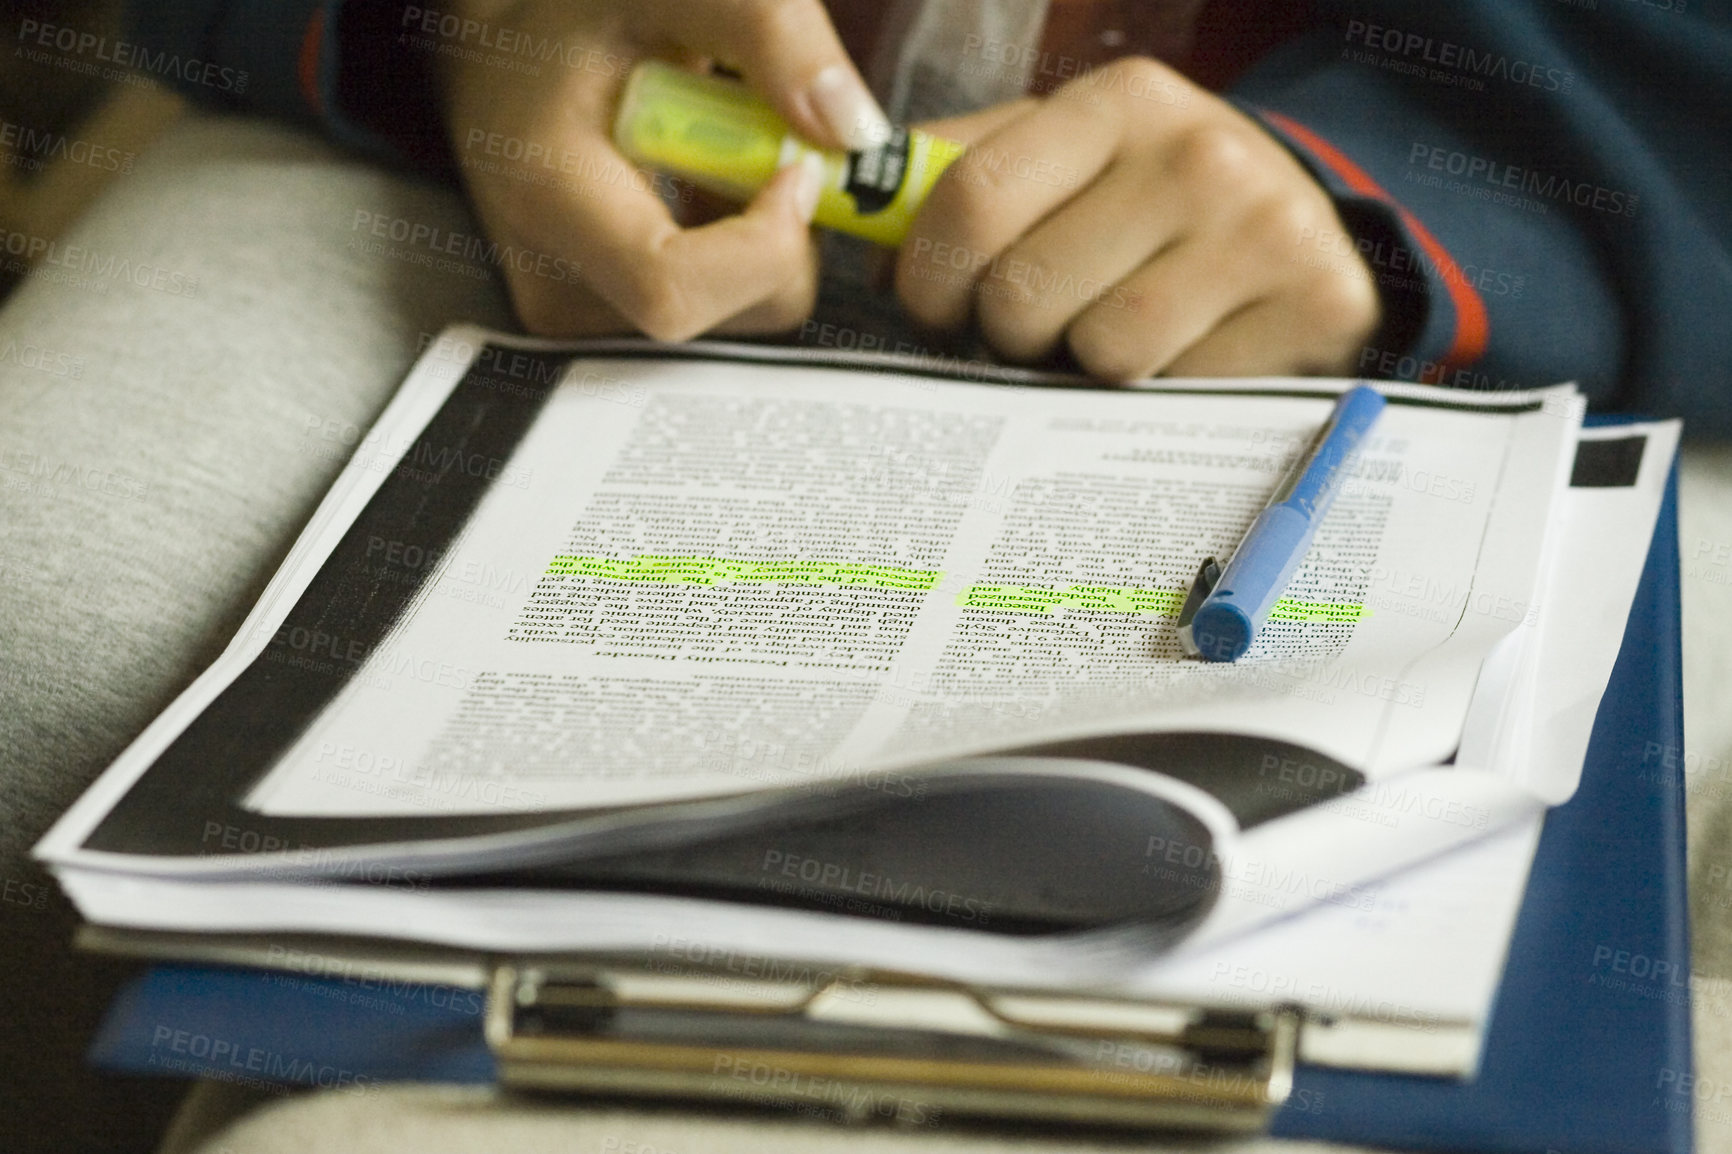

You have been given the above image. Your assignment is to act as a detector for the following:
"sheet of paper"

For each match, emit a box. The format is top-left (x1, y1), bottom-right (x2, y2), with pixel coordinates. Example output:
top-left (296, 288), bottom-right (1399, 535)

top-left (1126, 815), bottom-right (1545, 1026)
top-left (28, 810), bottom-right (1553, 1077)
top-left (1486, 421), bottom-right (1680, 801)
top-left (240, 340), bottom-right (1576, 817)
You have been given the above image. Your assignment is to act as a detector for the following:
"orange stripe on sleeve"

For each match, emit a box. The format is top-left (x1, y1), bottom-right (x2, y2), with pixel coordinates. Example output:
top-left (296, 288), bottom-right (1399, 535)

top-left (1261, 110), bottom-right (1489, 382)
top-left (298, 7), bottom-right (327, 117)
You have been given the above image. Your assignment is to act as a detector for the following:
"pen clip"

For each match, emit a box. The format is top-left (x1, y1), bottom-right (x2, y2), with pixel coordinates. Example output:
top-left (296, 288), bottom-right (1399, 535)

top-left (1175, 556), bottom-right (1221, 658)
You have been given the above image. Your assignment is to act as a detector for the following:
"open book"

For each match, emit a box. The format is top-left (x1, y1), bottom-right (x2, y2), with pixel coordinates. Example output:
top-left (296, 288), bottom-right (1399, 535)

top-left (40, 328), bottom-right (1647, 998)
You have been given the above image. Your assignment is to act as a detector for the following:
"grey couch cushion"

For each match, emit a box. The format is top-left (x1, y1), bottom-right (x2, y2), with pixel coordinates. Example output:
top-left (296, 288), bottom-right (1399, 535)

top-left (0, 111), bottom-right (509, 1153)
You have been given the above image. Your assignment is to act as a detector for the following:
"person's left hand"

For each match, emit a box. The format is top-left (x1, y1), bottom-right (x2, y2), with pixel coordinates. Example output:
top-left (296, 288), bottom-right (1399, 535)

top-left (895, 57), bottom-right (1382, 379)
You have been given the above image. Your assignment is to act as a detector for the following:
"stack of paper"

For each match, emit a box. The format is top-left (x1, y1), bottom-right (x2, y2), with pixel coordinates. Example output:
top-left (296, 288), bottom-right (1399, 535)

top-left (36, 329), bottom-right (1678, 1077)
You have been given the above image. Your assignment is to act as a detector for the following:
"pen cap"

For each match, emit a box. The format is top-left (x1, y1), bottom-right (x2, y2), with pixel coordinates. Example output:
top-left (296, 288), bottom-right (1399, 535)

top-left (1190, 505), bottom-right (1312, 662)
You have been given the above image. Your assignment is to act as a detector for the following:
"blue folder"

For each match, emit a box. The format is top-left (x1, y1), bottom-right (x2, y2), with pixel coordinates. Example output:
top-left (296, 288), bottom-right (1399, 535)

top-left (87, 454), bottom-right (1691, 1154)
top-left (1272, 450), bottom-right (1692, 1153)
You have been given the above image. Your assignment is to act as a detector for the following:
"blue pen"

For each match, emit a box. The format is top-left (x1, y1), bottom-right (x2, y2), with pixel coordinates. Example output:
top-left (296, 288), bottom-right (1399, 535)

top-left (1176, 384), bottom-right (1386, 663)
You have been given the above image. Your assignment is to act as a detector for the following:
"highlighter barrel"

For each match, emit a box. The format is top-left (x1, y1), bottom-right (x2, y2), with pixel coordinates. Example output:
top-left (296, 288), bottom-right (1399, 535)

top-left (613, 60), bottom-right (964, 247)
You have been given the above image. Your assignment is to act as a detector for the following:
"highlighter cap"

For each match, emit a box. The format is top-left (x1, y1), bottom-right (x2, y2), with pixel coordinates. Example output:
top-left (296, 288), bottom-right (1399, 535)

top-left (613, 60), bottom-right (789, 201)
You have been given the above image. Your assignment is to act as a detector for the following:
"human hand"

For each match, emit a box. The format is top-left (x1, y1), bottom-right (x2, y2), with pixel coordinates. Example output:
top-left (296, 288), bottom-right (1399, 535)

top-left (436, 0), bottom-right (889, 340)
top-left (895, 58), bottom-right (1382, 379)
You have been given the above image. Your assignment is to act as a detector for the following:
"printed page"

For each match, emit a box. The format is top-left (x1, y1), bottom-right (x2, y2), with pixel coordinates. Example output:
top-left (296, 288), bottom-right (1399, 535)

top-left (245, 342), bottom-right (1575, 817)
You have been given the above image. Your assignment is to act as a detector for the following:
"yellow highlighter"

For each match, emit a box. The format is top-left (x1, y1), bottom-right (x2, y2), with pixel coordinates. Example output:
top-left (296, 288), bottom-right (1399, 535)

top-left (613, 60), bottom-right (966, 248)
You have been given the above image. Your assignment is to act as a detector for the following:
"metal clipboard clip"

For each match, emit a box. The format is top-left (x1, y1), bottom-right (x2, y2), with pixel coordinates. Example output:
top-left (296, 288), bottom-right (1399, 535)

top-left (486, 962), bottom-right (1299, 1131)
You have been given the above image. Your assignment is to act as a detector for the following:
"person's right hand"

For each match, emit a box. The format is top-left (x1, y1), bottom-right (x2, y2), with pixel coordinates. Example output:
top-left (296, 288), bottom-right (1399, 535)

top-left (436, 0), bottom-right (889, 340)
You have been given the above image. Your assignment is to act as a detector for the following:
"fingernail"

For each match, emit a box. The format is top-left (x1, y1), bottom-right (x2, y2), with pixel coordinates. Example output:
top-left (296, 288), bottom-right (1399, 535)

top-left (790, 152), bottom-right (823, 223)
top-left (808, 65), bottom-right (892, 151)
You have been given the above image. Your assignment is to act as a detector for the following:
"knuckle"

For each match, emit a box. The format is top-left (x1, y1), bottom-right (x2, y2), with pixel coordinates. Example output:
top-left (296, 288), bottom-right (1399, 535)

top-left (1248, 195), bottom-right (1320, 251)
top-left (1108, 56), bottom-right (1172, 95)
top-left (1169, 122), bottom-right (1257, 190)
top-left (1305, 262), bottom-right (1382, 334)
top-left (940, 151), bottom-right (1021, 217)
top-left (1114, 278), bottom-right (1172, 328)
top-left (1061, 56), bottom-right (1168, 108)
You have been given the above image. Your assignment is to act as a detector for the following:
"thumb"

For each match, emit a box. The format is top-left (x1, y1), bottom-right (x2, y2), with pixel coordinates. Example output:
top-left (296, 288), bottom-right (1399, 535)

top-left (642, 0), bottom-right (891, 150)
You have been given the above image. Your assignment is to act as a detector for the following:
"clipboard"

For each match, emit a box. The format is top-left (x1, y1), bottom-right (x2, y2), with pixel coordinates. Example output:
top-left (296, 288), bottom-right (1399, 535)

top-left (79, 429), bottom-right (1690, 1150)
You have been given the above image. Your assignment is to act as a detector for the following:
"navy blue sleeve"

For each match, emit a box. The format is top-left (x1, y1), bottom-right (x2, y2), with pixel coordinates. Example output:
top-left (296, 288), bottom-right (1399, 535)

top-left (1229, 0), bottom-right (1732, 431)
top-left (120, 1), bottom-right (1732, 428)
top-left (121, 0), bottom-right (450, 169)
